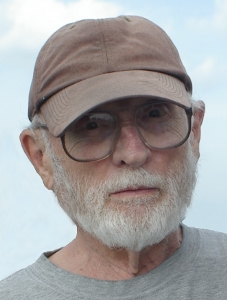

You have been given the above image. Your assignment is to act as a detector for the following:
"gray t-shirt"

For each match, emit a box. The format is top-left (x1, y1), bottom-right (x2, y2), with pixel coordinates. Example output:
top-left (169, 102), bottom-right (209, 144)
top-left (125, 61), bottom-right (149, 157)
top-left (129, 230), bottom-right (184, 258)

top-left (1, 224), bottom-right (227, 299)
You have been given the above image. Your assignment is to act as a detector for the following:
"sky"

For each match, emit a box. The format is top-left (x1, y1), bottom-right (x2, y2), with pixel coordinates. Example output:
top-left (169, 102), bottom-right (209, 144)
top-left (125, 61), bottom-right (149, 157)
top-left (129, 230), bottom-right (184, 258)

top-left (0, 0), bottom-right (227, 280)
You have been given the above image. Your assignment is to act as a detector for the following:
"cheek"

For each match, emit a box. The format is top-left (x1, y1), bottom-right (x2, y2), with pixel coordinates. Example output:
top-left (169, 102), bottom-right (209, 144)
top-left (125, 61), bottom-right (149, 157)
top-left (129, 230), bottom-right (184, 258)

top-left (144, 147), bottom-right (186, 175)
top-left (50, 137), bottom-right (95, 177)
top-left (62, 157), bottom-right (109, 181)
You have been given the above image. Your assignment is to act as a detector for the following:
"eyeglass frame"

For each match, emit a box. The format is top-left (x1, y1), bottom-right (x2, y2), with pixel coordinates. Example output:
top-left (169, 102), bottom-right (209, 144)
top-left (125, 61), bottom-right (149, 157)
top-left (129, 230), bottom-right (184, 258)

top-left (36, 99), bottom-right (193, 163)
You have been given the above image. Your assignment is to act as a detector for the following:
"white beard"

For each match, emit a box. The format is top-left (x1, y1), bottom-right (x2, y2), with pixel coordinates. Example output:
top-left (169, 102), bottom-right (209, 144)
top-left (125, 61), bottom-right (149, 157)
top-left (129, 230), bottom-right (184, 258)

top-left (52, 141), bottom-right (198, 252)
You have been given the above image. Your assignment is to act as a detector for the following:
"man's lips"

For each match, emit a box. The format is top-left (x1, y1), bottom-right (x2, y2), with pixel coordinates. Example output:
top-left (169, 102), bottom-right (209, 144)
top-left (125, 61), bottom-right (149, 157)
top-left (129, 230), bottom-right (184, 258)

top-left (110, 187), bottom-right (158, 197)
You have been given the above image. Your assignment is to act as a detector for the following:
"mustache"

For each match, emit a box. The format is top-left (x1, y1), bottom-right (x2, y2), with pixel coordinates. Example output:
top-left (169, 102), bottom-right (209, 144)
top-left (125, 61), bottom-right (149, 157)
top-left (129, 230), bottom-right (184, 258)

top-left (83, 167), bottom-right (171, 196)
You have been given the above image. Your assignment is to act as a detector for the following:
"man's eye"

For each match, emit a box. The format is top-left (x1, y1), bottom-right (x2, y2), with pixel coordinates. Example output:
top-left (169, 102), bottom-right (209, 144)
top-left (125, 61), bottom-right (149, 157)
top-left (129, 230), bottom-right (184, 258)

top-left (86, 121), bottom-right (99, 130)
top-left (149, 106), bottom-right (168, 118)
top-left (149, 109), bottom-right (162, 118)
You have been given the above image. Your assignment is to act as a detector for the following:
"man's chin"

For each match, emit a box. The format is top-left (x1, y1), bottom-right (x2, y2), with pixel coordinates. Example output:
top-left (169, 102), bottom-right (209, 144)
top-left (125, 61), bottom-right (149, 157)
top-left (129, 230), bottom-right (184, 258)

top-left (75, 203), bottom-right (185, 252)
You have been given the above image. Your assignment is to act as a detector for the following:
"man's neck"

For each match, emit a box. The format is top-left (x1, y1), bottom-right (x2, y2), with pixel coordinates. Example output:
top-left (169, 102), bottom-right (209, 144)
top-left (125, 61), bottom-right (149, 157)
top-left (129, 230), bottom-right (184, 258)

top-left (49, 226), bottom-right (183, 280)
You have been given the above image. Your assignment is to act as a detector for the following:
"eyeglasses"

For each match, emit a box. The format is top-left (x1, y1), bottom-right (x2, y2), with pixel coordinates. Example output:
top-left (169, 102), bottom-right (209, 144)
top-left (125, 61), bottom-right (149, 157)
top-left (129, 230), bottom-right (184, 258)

top-left (39, 100), bottom-right (192, 162)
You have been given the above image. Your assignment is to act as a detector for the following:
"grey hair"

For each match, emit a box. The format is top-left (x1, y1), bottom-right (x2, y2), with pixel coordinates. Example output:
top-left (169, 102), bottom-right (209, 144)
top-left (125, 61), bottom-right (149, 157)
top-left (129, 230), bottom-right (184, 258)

top-left (29, 114), bottom-right (46, 132)
top-left (28, 114), bottom-right (56, 161)
top-left (190, 95), bottom-right (204, 111)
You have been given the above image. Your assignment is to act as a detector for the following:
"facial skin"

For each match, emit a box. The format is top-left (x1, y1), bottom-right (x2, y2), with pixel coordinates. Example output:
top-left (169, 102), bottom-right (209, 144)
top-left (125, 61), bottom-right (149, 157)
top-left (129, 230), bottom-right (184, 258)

top-left (20, 97), bottom-right (205, 278)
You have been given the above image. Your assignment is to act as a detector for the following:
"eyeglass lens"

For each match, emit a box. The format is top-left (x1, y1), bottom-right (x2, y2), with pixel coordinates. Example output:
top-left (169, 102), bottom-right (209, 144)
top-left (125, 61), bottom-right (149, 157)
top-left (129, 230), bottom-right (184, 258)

top-left (136, 102), bottom-right (189, 149)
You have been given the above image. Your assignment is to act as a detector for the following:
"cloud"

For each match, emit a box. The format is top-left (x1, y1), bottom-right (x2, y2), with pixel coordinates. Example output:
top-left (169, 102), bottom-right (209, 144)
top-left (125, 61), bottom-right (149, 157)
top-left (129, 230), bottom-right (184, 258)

top-left (191, 57), bottom-right (217, 87)
top-left (213, 0), bottom-right (227, 31)
top-left (0, 0), bottom-right (122, 51)
top-left (193, 57), bottom-right (215, 78)
top-left (187, 0), bottom-right (227, 34)
top-left (190, 53), bottom-right (227, 95)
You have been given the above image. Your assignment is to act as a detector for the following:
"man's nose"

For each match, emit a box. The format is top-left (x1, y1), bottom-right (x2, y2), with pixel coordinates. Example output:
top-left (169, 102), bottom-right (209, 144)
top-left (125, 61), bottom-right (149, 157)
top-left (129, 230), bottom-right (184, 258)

top-left (111, 125), bottom-right (151, 168)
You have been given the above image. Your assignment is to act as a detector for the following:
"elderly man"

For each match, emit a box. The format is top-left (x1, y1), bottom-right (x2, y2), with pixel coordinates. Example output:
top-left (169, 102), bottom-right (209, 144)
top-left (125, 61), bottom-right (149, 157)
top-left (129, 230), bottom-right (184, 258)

top-left (1, 15), bottom-right (227, 299)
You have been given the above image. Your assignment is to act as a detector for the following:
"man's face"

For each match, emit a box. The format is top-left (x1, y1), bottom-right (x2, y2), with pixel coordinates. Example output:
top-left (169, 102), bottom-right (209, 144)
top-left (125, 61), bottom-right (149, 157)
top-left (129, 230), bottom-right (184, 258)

top-left (45, 98), bottom-right (200, 251)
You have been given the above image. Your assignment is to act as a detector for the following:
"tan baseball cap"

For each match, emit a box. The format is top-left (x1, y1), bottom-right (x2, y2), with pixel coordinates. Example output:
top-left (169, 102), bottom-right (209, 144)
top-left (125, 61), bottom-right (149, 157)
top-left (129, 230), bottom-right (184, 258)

top-left (28, 15), bottom-right (192, 137)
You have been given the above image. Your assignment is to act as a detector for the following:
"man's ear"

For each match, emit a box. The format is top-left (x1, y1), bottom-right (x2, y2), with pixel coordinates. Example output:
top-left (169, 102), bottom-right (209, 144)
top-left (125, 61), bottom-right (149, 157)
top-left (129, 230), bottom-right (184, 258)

top-left (191, 100), bottom-right (205, 157)
top-left (20, 129), bottom-right (54, 190)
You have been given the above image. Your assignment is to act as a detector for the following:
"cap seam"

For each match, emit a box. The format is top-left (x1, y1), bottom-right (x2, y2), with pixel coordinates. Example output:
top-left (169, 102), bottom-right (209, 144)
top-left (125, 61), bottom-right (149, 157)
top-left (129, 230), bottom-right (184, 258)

top-left (96, 19), bottom-right (110, 74)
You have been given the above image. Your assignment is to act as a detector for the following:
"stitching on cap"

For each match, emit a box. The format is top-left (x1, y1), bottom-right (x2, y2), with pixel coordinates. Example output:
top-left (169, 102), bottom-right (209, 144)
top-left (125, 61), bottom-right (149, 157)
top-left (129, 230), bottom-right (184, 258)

top-left (159, 27), bottom-right (179, 63)
top-left (104, 19), bottom-right (113, 72)
top-left (70, 23), bottom-right (76, 29)
top-left (30, 45), bottom-right (49, 118)
top-left (98, 19), bottom-right (110, 72)
top-left (124, 16), bottom-right (131, 22)
top-left (159, 27), bottom-right (191, 92)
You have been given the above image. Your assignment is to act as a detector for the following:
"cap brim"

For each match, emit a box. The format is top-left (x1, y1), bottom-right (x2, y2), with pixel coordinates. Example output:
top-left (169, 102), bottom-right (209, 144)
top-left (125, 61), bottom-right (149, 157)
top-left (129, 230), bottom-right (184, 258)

top-left (40, 70), bottom-right (190, 137)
